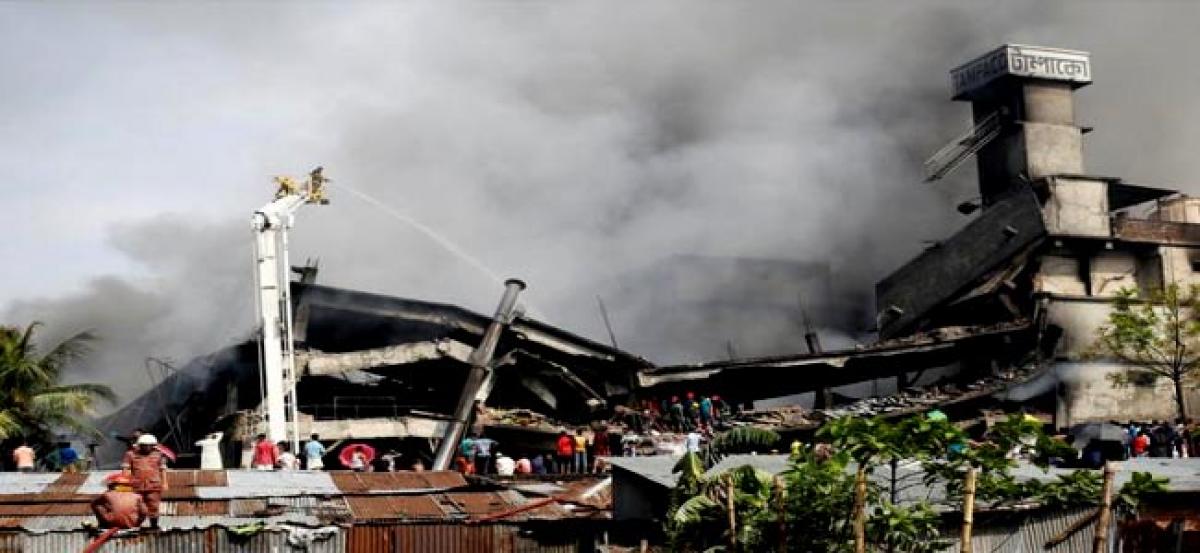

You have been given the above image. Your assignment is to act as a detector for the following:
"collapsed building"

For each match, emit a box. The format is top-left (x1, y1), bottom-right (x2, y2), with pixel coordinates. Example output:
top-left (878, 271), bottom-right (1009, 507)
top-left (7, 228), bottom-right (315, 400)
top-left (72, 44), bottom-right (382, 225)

top-left (99, 44), bottom-right (1200, 467)
top-left (637, 44), bottom-right (1200, 431)
top-left (877, 44), bottom-right (1200, 425)
top-left (96, 278), bottom-right (650, 468)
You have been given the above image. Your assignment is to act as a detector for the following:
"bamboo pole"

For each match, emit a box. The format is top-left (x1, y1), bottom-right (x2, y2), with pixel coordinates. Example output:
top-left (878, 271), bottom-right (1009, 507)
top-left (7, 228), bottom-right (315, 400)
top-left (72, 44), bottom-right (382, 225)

top-left (775, 475), bottom-right (787, 553)
top-left (1093, 463), bottom-right (1117, 553)
top-left (853, 466), bottom-right (867, 553)
top-left (727, 475), bottom-right (738, 552)
top-left (960, 467), bottom-right (977, 553)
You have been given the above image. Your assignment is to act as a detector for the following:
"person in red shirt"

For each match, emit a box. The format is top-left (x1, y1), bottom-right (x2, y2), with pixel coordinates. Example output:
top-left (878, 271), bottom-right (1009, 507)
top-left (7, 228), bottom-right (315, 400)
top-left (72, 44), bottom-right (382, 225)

top-left (91, 475), bottom-right (147, 529)
top-left (555, 430), bottom-right (574, 474)
top-left (252, 434), bottom-right (279, 470)
top-left (1133, 432), bottom-right (1151, 457)
top-left (121, 434), bottom-right (168, 528)
top-left (592, 425), bottom-right (611, 473)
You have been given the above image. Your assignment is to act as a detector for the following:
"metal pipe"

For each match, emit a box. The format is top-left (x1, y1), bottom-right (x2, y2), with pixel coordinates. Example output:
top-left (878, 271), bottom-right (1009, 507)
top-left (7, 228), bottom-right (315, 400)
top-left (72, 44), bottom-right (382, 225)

top-left (804, 331), bottom-right (822, 355)
top-left (432, 278), bottom-right (526, 470)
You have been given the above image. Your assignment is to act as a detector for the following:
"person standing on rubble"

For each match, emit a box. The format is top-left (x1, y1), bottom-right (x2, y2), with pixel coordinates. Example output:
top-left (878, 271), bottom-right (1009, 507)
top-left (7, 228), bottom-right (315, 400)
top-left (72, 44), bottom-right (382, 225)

top-left (573, 428), bottom-right (589, 474)
top-left (304, 434), bottom-right (326, 470)
top-left (122, 434), bottom-right (168, 529)
top-left (699, 396), bottom-right (714, 429)
top-left (494, 452), bottom-right (516, 476)
top-left (711, 395), bottom-right (728, 421)
top-left (592, 425), bottom-right (611, 473)
top-left (515, 456), bottom-right (532, 475)
top-left (472, 433), bottom-right (497, 475)
top-left (685, 392), bottom-right (701, 429)
top-left (251, 434), bottom-right (278, 470)
top-left (555, 430), bottom-right (574, 474)
top-left (459, 435), bottom-right (476, 472)
top-left (669, 396), bottom-right (687, 432)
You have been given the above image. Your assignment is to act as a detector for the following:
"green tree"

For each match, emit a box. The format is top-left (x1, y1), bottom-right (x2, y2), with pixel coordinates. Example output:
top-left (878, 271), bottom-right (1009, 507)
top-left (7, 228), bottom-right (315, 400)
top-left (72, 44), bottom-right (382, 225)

top-left (1092, 284), bottom-right (1200, 420)
top-left (668, 462), bottom-right (778, 551)
top-left (665, 413), bottom-right (1153, 552)
top-left (0, 323), bottom-right (116, 441)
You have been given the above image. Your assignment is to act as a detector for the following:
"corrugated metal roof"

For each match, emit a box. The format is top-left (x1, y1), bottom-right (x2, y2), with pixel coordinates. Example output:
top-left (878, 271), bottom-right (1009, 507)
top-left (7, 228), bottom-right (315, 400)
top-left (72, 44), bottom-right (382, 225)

top-left (157, 499), bottom-right (230, 516)
top-left (331, 471), bottom-right (467, 493)
top-left (0, 525), bottom-right (348, 553)
top-left (347, 495), bottom-right (450, 520)
top-left (197, 470), bottom-right (341, 498)
top-left (0, 473), bottom-right (60, 494)
top-left (0, 469), bottom-right (588, 536)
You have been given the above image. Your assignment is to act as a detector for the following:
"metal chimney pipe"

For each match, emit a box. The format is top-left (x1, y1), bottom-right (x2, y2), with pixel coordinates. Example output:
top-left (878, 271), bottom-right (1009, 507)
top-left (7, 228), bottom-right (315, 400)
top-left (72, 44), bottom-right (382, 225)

top-left (804, 331), bottom-right (823, 355)
top-left (432, 278), bottom-right (526, 471)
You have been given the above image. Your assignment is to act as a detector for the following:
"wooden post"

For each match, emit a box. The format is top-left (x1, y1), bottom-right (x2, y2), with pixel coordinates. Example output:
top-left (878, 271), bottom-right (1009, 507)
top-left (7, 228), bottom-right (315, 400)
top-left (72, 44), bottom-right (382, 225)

top-left (727, 474), bottom-right (738, 552)
top-left (775, 476), bottom-right (787, 553)
top-left (960, 467), bottom-right (977, 553)
top-left (853, 466), bottom-right (867, 553)
top-left (1093, 463), bottom-right (1117, 553)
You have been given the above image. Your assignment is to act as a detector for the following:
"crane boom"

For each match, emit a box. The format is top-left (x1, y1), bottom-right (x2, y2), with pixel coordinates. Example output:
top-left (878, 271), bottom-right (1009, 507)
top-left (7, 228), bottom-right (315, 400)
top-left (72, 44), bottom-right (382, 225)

top-left (251, 169), bottom-right (328, 451)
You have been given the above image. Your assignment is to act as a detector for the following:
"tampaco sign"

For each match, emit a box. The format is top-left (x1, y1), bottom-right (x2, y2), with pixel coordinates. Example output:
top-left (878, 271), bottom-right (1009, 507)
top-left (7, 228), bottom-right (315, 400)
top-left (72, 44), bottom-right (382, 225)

top-left (951, 44), bottom-right (1091, 99)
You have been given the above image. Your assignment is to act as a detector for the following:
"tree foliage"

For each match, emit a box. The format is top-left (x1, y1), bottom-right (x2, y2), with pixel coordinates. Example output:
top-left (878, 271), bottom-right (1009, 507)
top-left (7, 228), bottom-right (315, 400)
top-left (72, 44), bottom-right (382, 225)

top-left (666, 413), bottom-right (1156, 552)
top-left (0, 322), bottom-right (115, 442)
top-left (1092, 284), bottom-right (1200, 420)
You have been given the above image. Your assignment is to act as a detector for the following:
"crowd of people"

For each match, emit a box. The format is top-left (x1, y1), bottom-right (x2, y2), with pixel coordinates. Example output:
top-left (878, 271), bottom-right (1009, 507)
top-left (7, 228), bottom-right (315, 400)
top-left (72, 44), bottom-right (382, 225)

top-left (1124, 420), bottom-right (1195, 458)
top-left (612, 392), bottom-right (734, 435)
top-left (453, 426), bottom-right (615, 477)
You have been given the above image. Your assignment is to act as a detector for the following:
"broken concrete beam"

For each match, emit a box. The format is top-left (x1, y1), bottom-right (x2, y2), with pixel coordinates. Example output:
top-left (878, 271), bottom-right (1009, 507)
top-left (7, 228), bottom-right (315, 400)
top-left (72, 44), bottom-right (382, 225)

top-left (300, 339), bottom-right (475, 376)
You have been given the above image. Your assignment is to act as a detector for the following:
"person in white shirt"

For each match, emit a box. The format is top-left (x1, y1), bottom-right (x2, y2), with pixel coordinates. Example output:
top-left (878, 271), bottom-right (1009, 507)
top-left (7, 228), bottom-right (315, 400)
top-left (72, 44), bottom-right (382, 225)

top-left (685, 431), bottom-right (702, 454)
top-left (277, 442), bottom-right (300, 471)
top-left (494, 453), bottom-right (516, 476)
top-left (194, 432), bottom-right (224, 470)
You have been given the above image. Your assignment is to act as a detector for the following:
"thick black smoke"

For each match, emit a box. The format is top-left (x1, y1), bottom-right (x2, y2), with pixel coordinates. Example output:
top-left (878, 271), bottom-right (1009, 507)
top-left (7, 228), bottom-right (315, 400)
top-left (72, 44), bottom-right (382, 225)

top-left (6, 2), bottom-right (1200, 404)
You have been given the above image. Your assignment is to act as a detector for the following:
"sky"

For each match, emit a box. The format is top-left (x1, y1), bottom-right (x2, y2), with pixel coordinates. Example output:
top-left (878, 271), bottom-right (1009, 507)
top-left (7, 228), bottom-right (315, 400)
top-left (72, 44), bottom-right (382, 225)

top-left (4, 1), bottom-right (1200, 403)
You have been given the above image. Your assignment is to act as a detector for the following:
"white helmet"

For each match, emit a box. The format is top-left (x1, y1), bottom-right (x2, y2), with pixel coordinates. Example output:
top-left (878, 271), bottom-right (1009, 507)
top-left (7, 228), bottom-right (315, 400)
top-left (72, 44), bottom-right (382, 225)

top-left (136, 434), bottom-right (158, 446)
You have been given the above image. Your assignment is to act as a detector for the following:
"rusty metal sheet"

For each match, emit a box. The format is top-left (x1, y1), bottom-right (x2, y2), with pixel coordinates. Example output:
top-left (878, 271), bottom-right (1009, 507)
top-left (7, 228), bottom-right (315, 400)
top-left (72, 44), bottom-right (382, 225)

top-left (346, 496), bottom-right (448, 520)
top-left (44, 472), bottom-right (87, 495)
top-left (194, 470), bottom-right (228, 487)
top-left (444, 492), bottom-right (513, 516)
top-left (393, 524), bottom-right (509, 553)
top-left (331, 471), bottom-right (464, 493)
top-left (420, 471), bottom-right (469, 489)
top-left (348, 524), bottom-right (396, 552)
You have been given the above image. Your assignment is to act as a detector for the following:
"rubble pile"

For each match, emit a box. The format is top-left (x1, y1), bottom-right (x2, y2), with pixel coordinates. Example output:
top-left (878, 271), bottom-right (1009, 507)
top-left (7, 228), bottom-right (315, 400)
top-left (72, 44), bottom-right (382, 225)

top-left (729, 406), bottom-right (815, 428)
top-left (816, 388), bottom-right (949, 419)
top-left (727, 365), bottom-right (1041, 429)
top-left (484, 407), bottom-right (569, 432)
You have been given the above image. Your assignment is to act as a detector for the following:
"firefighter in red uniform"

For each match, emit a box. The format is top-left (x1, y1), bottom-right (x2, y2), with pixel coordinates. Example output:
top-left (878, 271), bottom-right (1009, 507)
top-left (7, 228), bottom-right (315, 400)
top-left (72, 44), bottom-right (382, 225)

top-left (91, 474), bottom-right (147, 529)
top-left (121, 434), bottom-right (169, 528)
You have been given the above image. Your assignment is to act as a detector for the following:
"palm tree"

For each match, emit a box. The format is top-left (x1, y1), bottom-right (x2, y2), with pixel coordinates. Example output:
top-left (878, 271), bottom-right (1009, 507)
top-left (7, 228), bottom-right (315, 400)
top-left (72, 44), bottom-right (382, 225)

top-left (0, 322), bottom-right (116, 441)
top-left (669, 458), bottom-right (779, 552)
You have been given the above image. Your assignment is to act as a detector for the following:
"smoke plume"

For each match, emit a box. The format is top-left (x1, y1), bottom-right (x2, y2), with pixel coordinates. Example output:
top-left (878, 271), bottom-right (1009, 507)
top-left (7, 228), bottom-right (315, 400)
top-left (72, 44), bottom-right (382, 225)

top-left (5, 2), bottom-right (1200, 404)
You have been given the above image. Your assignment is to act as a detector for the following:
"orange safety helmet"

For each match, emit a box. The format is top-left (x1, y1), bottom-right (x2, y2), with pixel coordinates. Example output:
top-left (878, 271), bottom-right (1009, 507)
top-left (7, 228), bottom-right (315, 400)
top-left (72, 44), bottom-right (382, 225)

top-left (104, 474), bottom-right (133, 487)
